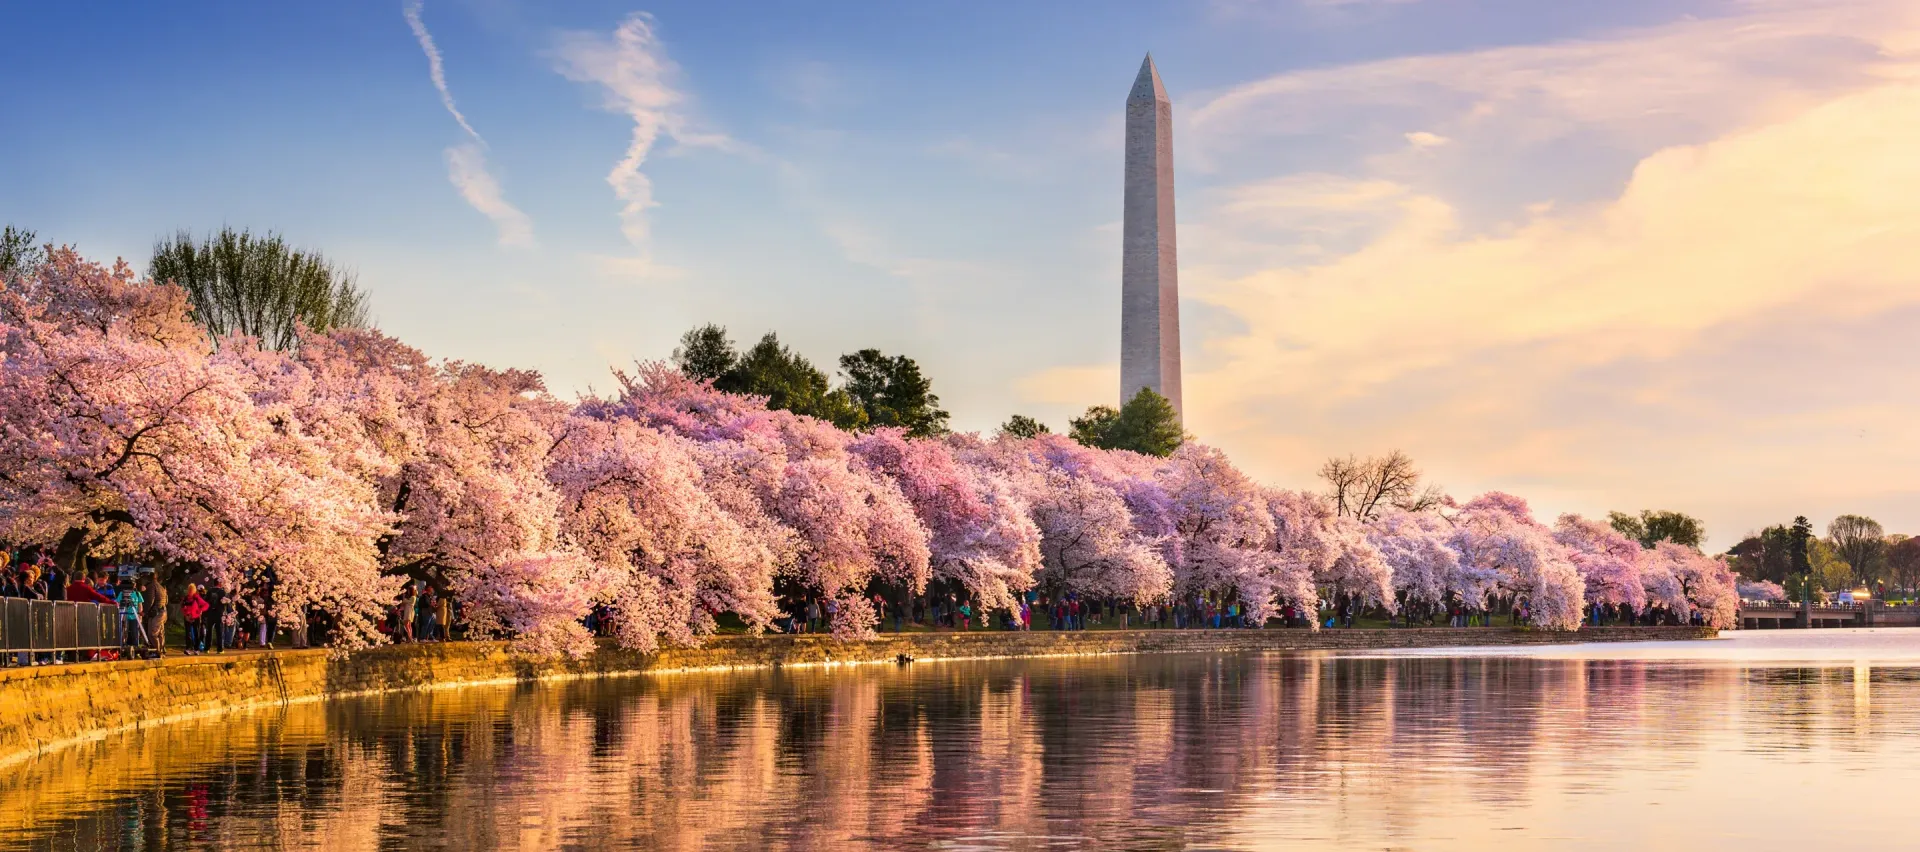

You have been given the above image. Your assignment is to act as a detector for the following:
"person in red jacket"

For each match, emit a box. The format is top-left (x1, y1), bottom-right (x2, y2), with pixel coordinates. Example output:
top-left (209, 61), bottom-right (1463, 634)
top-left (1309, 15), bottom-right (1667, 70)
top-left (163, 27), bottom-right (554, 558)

top-left (67, 573), bottom-right (115, 605)
top-left (63, 573), bottom-right (116, 660)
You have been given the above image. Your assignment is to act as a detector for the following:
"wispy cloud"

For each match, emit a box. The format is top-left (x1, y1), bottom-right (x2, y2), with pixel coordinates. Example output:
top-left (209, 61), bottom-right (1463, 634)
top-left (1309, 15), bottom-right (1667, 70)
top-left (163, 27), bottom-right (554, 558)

top-left (404, 0), bottom-right (533, 247)
top-left (1188, 2), bottom-right (1907, 161)
top-left (554, 13), bottom-right (735, 261)
top-left (1028, 0), bottom-right (1920, 543)
top-left (445, 143), bottom-right (533, 247)
top-left (403, 0), bottom-right (480, 142)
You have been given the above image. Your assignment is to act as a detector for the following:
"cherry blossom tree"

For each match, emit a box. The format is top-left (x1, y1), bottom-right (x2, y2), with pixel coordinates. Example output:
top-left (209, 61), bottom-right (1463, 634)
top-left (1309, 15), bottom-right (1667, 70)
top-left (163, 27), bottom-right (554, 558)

top-left (548, 415), bottom-right (786, 652)
top-left (964, 434), bottom-right (1172, 604)
top-left (1736, 578), bottom-right (1787, 602)
top-left (1368, 508), bottom-right (1498, 612)
top-left (0, 250), bottom-right (397, 646)
top-left (1553, 513), bottom-right (1648, 614)
top-left (1158, 444), bottom-right (1291, 620)
top-left (1644, 541), bottom-right (1739, 628)
top-left (1450, 493), bottom-right (1585, 630)
top-left (290, 329), bottom-right (619, 653)
top-left (1319, 512), bottom-right (1396, 613)
top-left (1638, 553), bottom-right (1690, 620)
top-left (849, 429), bottom-right (1039, 612)
top-left (1258, 489), bottom-right (1337, 620)
top-left (584, 364), bottom-right (931, 638)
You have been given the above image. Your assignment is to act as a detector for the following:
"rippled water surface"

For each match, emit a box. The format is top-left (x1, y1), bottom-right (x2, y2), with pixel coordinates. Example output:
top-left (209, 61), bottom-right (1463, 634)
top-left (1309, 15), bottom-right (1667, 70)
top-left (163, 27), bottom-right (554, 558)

top-left (7, 629), bottom-right (1920, 851)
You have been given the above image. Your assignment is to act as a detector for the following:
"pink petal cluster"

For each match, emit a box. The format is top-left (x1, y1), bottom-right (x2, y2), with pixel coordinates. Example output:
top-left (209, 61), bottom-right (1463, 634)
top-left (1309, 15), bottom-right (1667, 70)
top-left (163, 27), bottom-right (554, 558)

top-left (1643, 541), bottom-right (1740, 628)
top-left (1449, 493), bottom-right (1586, 631)
top-left (964, 434), bottom-right (1173, 605)
top-left (1736, 579), bottom-right (1787, 602)
top-left (1553, 513), bottom-right (1648, 611)
top-left (0, 252), bottom-right (1754, 652)
top-left (0, 252), bottom-right (399, 647)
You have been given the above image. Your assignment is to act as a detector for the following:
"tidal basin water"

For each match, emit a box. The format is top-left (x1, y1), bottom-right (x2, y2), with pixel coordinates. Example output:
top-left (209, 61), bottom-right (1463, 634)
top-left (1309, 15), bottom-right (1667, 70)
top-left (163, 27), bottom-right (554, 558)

top-left (7, 630), bottom-right (1920, 851)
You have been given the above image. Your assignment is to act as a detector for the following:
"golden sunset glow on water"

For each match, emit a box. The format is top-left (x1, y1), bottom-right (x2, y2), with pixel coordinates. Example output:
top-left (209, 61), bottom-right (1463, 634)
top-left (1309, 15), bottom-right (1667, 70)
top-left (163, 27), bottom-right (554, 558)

top-left (7, 632), bottom-right (1918, 850)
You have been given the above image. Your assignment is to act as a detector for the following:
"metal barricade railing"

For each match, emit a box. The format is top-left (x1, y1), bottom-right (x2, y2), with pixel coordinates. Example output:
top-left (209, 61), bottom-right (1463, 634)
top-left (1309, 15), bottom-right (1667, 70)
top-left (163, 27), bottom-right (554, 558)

top-left (52, 602), bottom-right (78, 649)
top-left (77, 604), bottom-right (100, 648)
top-left (4, 598), bottom-right (28, 651)
top-left (1, 598), bottom-right (129, 662)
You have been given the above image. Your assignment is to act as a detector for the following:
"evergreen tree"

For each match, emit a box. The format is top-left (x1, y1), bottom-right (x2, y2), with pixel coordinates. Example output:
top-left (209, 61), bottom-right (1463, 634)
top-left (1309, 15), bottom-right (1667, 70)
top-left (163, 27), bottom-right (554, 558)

top-left (998, 414), bottom-right (1050, 439)
top-left (1070, 388), bottom-right (1183, 457)
top-left (671, 323), bottom-right (737, 382)
top-left (839, 348), bottom-right (949, 437)
top-left (1790, 516), bottom-right (1814, 575)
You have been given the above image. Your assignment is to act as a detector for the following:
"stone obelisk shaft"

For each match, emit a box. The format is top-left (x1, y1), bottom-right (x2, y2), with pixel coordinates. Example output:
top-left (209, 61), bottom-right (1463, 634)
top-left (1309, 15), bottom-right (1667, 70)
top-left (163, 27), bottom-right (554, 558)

top-left (1121, 54), bottom-right (1181, 418)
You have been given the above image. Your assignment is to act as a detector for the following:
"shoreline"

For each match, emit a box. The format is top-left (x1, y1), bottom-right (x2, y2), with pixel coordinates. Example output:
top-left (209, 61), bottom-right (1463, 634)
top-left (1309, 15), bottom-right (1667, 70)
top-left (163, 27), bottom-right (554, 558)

top-left (0, 625), bottom-right (1715, 769)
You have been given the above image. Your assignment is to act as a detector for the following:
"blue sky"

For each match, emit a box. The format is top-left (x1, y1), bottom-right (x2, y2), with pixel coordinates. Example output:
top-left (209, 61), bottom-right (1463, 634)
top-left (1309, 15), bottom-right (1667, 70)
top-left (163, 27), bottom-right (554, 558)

top-left (4, 0), bottom-right (1917, 546)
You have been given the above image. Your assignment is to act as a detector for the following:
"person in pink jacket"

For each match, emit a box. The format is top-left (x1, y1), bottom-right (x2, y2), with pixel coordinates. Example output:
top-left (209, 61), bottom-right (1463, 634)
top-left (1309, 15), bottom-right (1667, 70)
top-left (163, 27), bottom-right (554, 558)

top-left (181, 584), bottom-right (211, 655)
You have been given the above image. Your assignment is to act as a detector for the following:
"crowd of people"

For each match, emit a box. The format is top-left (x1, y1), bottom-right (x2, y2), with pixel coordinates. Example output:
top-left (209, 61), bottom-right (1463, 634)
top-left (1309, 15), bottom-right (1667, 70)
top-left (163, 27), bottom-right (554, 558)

top-left (383, 582), bottom-right (457, 643)
top-left (0, 550), bottom-right (466, 666)
top-left (756, 586), bottom-right (1691, 637)
top-left (6, 549), bottom-right (1711, 668)
top-left (0, 551), bottom-right (177, 664)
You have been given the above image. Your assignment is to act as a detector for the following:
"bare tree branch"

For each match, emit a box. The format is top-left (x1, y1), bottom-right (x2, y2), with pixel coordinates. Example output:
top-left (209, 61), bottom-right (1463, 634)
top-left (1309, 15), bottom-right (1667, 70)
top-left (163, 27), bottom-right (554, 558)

top-left (1320, 450), bottom-right (1442, 521)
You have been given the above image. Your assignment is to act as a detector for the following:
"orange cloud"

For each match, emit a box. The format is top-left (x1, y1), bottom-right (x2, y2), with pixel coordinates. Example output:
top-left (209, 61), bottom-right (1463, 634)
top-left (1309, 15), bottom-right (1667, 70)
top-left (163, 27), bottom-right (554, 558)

top-left (1037, 0), bottom-right (1920, 544)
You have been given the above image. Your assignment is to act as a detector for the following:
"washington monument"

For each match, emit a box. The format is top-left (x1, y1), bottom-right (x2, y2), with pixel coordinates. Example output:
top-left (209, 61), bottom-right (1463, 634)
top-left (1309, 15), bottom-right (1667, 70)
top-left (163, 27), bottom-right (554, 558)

top-left (1121, 53), bottom-right (1182, 418)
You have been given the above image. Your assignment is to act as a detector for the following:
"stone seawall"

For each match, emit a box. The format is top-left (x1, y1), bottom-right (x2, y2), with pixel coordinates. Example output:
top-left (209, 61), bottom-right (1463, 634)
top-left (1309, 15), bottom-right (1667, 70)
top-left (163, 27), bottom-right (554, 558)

top-left (0, 626), bottom-right (1714, 768)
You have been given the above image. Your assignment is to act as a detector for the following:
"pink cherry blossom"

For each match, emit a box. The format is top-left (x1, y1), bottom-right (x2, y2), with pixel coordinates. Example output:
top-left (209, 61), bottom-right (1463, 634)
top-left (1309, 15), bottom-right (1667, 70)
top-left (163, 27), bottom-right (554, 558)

top-left (1450, 493), bottom-right (1585, 630)
top-left (1736, 579), bottom-right (1787, 602)
top-left (1643, 541), bottom-right (1739, 628)
top-left (1368, 508), bottom-right (1491, 609)
top-left (1158, 444), bottom-right (1292, 620)
top-left (1552, 513), bottom-right (1648, 612)
top-left (5, 249), bottom-right (1744, 654)
top-left (0, 250), bottom-right (398, 646)
top-left (584, 363), bottom-right (931, 639)
top-left (850, 429), bottom-right (1040, 612)
top-left (965, 434), bottom-right (1172, 604)
top-left (548, 415), bottom-right (785, 651)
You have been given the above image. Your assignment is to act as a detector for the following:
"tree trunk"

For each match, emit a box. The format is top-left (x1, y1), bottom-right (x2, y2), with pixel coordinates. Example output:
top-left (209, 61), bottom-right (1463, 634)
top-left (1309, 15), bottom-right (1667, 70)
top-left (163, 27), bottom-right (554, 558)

top-left (53, 527), bottom-right (89, 578)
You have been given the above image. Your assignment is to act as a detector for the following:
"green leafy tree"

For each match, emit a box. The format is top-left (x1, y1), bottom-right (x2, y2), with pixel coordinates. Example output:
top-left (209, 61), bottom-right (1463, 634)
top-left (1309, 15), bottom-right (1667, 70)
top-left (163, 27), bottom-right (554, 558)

top-left (1810, 538), bottom-right (1853, 595)
top-left (667, 326), bottom-right (953, 434)
top-left (1727, 524), bottom-right (1797, 584)
top-left (150, 227), bottom-right (371, 350)
top-left (720, 333), bottom-right (866, 429)
top-left (1827, 514), bottom-right (1886, 586)
top-left (671, 323), bottom-right (738, 382)
top-left (1068, 405), bottom-right (1119, 448)
top-left (0, 225), bottom-right (45, 280)
top-left (1608, 509), bottom-right (1705, 550)
top-left (1070, 388), bottom-right (1183, 457)
top-left (1888, 536), bottom-right (1920, 597)
top-left (998, 414), bottom-right (1050, 439)
top-left (838, 348), bottom-right (950, 437)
